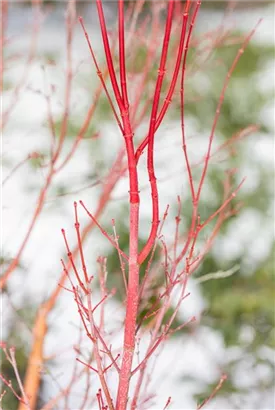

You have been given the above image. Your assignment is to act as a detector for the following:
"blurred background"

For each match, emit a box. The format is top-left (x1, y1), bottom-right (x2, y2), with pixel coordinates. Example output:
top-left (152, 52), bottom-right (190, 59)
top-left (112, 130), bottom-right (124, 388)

top-left (2, 0), bottom-right (274, 409)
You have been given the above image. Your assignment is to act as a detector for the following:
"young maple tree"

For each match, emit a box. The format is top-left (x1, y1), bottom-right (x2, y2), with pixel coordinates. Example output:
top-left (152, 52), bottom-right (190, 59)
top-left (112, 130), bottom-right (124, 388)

top-left (1, 0), bottom-right (260, 408)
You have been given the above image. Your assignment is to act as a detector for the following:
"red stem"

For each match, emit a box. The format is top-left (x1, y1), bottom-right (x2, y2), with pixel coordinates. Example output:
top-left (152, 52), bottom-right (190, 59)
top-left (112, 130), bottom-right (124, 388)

top-left (180, 0), bottom-right (201, 203)
top-left (134, 0), bottom-right (191, 164)
top-left (138, 0), bottom-right (175, 265)
top-left (79, 17), bottom-right (124, 133)
top-left (96, 0), bottom-right (124, 110)
top-left (91, 2), bottom-right (141, 406)
top-left (116, 113), bottom-right (140, 410)
top-left (118, 0), bottom-right (129, 107)
top-left (116, 202), bottom-right (139, 410)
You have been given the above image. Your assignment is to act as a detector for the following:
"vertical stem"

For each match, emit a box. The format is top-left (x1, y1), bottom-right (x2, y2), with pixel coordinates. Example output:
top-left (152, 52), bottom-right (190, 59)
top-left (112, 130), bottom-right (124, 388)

top-left (180, 0), bottom-right (201, 203)
top-left (118, 0), bottom-right (129, 106)
top-left (116, 114), bottom-right (140, 409)
top-left (138, 0), bottom-right (175, 265)
top-left (116, 202), bottom-right (139, 410)
top-left (96, 0), bottom-right (123, 108)
top-left (115, 2), bottom-right (140, 404)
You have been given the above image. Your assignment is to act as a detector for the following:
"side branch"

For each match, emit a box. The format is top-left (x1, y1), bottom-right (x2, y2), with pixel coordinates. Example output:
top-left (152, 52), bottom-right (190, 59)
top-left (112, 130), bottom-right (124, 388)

top-left (138, 0), bottom-right (175, 265)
